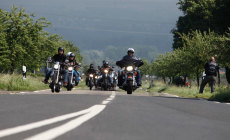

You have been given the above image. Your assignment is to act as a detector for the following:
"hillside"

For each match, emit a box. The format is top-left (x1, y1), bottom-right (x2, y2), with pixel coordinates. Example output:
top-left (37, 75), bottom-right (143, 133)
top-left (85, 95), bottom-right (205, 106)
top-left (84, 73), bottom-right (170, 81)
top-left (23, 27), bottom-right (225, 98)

top-left (0, 0), bottom-right (181, 64)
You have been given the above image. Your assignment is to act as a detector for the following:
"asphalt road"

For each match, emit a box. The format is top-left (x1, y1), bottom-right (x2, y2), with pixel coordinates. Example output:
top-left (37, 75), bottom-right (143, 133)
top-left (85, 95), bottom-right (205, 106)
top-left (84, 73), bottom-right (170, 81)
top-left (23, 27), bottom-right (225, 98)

top-left (0, 89), bottom-right (230, 140)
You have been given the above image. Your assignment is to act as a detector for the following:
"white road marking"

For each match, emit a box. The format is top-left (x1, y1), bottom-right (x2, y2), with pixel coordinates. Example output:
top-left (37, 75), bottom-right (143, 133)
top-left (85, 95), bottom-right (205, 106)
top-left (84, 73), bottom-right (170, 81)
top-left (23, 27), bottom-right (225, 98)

top-left (214, 101), bottom-right (220, 104)
top-left (106, 98), bottom-right (113, 101)
top-left (102, 100), bottom-right (110, 105)
top-left (25, 105), bottom-right (106, 140)
top-left (0, 107), bottom-right (91, 138)
top-left (0, 92), bottom-right (116, 139)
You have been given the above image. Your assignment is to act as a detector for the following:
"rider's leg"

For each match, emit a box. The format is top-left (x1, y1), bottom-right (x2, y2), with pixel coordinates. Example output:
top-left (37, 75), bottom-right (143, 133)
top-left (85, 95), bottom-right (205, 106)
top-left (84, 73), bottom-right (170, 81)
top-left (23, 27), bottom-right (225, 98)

top-left (118, 71), bottom-right (123, 86)
top-left (44, 68), bottom-right (53, 83)
top-left (63, 70), bottom-right (68, 86)
top-left (136, 70), bottom-right (142, 86)
top-left (73, 70), bottom-right (79, 86)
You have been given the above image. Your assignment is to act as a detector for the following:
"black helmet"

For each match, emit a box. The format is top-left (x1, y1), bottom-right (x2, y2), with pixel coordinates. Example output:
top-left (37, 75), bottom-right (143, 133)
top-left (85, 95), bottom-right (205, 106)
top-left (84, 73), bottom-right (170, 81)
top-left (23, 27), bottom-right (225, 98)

top-left (58, 47), bottom-right (64, 53)
top-left (69, 53), bottom-right (75, 58)
top-left (90, 64), bottom-right (94, 69)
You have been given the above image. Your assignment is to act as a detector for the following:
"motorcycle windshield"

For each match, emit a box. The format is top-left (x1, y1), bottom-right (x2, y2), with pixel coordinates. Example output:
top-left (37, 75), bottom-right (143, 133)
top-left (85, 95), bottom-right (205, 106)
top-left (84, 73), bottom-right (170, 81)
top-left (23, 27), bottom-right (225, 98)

top-left (117, 59), bottom-right (142, 68)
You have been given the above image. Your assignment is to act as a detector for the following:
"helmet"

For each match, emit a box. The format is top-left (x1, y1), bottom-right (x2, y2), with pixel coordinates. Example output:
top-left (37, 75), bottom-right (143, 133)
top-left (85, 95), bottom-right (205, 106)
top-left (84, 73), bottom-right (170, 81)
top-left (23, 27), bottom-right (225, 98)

top-left (102, 60), bottom-right (106, 65)
top-left (90, 64), bottom-right (94, 69)
top-left (127, 48), bottom-right (135, 54)
top-left (69, 53), bottom-right (75, 58)
top-left (58, 47), bottom-right (64, 53)
top-left (103, 61), bottom-right (109, 67)
top-left (67, 52), bottom-right (72, 57)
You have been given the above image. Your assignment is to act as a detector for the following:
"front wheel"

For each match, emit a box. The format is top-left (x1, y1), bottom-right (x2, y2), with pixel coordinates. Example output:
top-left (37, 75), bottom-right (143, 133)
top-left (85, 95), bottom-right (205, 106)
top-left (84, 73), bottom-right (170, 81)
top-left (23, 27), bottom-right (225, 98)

top-left (55, 85), bottom-right (60, 93)
top-left (127, 90), bottom-right (132, 94)
top-left (67, 85), bottom-right (72, 91)
top-left (127, 81), bottom-right (133, 94)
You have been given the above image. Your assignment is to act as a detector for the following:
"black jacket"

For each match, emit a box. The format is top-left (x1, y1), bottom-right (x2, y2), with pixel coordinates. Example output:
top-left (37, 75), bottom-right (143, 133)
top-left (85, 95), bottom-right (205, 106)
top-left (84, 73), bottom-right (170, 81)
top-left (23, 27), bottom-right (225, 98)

top-left (116, 55), bottom-right (144, 68)
top-left (67, 59), bottom-right (79, 66)
top-left (86, 69), bottom-right (97, 75)
top-left (205, 61), bottom-right (219, 76)
top-left (52, 54), bottom-right (66, 63)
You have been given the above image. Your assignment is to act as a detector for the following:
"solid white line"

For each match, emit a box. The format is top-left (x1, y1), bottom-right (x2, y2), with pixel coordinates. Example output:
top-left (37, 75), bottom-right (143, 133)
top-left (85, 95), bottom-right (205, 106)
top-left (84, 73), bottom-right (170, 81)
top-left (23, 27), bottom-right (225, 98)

top-left (102, 101), bottom-right (110, 105)
top-left (214, 101), bottom-right (220, 104)
top-left (0, 107), bottom-right (92, 138)
top-left (25, 105), bottom-right (106, 140)
top-left (106, 98), bottom-right (113, 101)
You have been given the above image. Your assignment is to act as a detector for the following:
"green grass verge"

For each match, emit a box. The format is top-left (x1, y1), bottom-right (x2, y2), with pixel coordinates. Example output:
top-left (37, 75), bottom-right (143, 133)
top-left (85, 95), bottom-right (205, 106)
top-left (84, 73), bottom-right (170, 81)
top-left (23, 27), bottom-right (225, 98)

top-left (0, 74), bottom-right (48, 91)
top-left (209, 88), bottom-right (230, 102)
top-left (75, 79), bottom-right (88, 90)
top-left (148, 81), bottom-right (230, 102)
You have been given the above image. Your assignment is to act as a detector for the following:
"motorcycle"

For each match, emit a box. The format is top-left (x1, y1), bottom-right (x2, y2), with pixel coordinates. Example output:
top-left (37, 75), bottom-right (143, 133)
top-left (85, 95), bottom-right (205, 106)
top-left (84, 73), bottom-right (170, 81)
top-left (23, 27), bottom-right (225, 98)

top-left (121, 65), bottom-right (138, 94)
top-left (65, 60), bottom-right (81, 91)
top-left (116, 60), bottom-right (143, 94)
top-left (94, 72), bottom-right (101, 89)
top-left (101, 68), bottom-right (111, 90)
top-left (87, 74), bottom-right (94, 90)
top-left (49, 61), bottom-right (64, 93)
top-left (110, 71), bottom-right (117, 90)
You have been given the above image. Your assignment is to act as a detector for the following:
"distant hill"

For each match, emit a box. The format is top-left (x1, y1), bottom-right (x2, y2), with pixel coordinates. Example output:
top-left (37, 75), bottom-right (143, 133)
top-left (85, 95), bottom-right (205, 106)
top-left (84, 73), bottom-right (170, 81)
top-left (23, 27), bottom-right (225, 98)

top-left (0, 0), bottom-right (181, 64)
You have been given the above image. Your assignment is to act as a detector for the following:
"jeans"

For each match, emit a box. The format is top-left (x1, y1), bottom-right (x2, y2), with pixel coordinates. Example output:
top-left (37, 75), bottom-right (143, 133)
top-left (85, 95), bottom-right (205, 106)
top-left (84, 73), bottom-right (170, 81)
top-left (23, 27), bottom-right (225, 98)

top-left (64, 70), bottom-right (80, 84)
top-left (45, 68), bottom-right (53, 80)
top-left (136, 70), bottom-right (142, 85)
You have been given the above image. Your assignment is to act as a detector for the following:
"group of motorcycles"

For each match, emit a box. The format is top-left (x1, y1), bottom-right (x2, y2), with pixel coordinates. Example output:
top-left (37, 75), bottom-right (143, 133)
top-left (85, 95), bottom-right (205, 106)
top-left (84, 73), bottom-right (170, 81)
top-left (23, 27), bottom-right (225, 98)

top-left (47, 57), bottom-right (142, 95)
top-left (46, 57), bottom-right (80, 93)
top-left (86, 68), bottom-right (117, 91)
top-left (86, 59), bottom-right (142, 94)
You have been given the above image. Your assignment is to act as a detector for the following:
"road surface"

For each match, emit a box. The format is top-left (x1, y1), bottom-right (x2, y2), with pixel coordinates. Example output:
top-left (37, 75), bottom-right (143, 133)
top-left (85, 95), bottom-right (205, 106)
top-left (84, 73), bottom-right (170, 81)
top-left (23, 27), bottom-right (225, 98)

top-left (0, 89), bottom-right (230, 140)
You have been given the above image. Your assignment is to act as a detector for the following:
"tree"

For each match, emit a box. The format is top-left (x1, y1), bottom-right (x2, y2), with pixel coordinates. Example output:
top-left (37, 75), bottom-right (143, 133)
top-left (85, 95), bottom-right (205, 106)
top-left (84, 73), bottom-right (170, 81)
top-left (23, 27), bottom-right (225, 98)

top-left (0, 6), bottom-right (82, 73)
top-left (172, 0), bottom-right (215, 49)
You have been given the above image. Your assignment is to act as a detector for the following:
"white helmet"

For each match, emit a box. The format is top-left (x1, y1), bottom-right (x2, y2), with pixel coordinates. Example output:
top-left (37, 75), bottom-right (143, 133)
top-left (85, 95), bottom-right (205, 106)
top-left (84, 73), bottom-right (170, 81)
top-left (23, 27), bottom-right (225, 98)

top-left (67, 52), bottom-right (72, 57)
top-left (127, 48), bottom-right (135, 54)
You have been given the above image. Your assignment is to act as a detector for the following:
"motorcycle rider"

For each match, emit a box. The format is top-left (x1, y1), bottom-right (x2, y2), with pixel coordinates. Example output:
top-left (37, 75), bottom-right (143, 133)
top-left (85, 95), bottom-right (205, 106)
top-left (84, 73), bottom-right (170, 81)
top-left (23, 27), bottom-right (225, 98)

top-left (43, 47), bottom-right (66, 84)
top-left (63, 53), bottom-right (80, 86)
top-left (85, 64), bottom-right (97, 86)
top-left (98, 61), bottom-right (114, 86)
top-left (116, 48), bottom-right (143, 87)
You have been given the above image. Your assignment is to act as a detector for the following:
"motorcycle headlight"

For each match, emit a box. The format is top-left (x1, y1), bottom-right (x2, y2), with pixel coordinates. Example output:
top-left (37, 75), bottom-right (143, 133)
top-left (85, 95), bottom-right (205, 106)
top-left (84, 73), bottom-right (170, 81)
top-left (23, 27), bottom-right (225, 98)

top-left (54, 64), bottom-right (59, 69)
top-left (68, 67), bottom-right (73, 71)
top-left (126, 66), bottom-right (133, 71)
top-left (104, 69), bottom-right (109, 73)
top-left (89, 74), bottom-right (94, 78)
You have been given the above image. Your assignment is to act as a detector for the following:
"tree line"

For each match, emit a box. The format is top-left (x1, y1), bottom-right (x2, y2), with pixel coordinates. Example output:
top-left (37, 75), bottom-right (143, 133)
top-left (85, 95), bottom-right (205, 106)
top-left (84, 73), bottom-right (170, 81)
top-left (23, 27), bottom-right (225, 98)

top-left (151, 0), bottom-right (230, 85)
top-left (0, 6), bottom-right (82, 73)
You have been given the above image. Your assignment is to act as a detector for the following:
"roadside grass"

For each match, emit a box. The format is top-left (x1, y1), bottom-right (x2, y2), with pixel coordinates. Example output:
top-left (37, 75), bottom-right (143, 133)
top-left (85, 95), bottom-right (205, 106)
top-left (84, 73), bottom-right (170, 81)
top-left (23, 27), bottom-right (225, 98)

top-left (75, 79), bottom-right (88, 90)
top-left (0, 74), bottom-right (48, 91)
top-left (148, 81), bottom-right (230, 101)
top-left (209, 88), bottom-right (230, 102)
